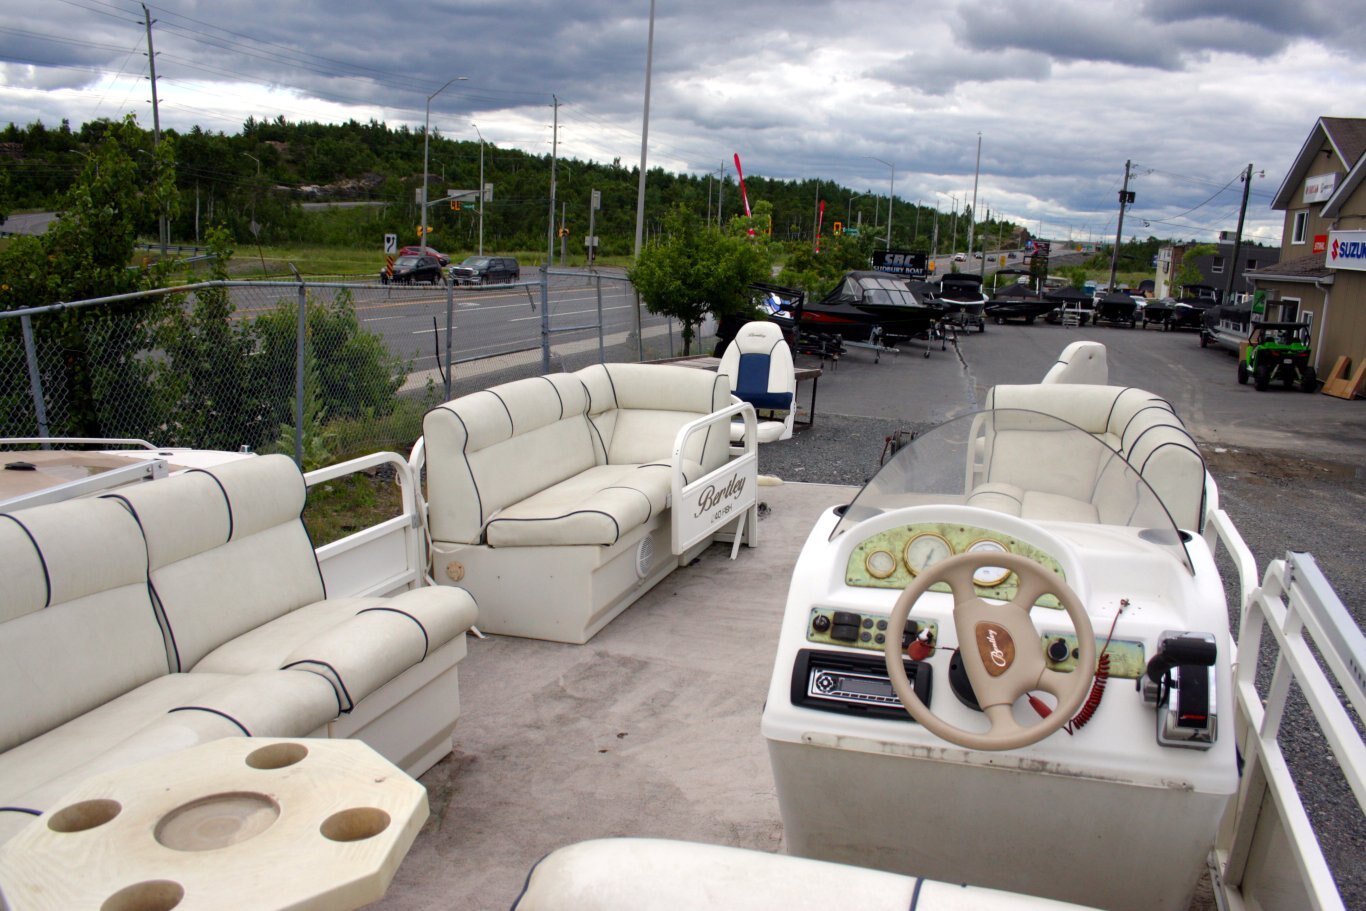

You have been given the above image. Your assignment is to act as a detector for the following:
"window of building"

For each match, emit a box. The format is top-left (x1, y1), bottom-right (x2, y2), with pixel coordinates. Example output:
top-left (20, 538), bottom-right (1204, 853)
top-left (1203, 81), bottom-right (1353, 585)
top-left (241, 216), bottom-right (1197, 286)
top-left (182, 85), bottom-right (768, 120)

top-left (1247, 258), bottom-right (1258, 270)
top-left (1212, 257), bottom-right (1224, 274)
top-left (1280, 298), bottom-right (1300, 323)
top-left (1293, 211), bottom-right (1308, 244)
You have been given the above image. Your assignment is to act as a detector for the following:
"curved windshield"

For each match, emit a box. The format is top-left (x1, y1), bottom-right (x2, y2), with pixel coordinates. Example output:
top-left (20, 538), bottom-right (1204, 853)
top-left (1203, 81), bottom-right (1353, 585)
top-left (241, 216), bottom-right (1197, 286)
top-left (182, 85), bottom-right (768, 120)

top-left (461, 257), bottom-right (490, 268)
top-left (832, 409), bottom-right (1192, 572)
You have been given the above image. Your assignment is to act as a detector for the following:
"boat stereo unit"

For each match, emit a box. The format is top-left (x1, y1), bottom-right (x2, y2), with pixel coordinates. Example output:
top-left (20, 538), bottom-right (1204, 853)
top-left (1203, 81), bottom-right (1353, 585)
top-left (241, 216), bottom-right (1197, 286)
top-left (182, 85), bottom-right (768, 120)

top-left (792, 649), bottom-right (932, 721)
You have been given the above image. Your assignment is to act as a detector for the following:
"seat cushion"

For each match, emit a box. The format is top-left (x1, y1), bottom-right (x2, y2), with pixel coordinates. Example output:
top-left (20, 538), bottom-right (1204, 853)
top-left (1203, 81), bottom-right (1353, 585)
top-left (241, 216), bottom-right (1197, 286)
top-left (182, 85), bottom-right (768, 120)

top-left (278, 587), bottom-right (478, 709)
top-left (485, 464), bottom-right (678, 547)
top-left (0, 670), bottom-right (336, 812)
top-left (0, 670), bottom-right (340, 844)
top-left (0, 497), bottom-right (168, 753)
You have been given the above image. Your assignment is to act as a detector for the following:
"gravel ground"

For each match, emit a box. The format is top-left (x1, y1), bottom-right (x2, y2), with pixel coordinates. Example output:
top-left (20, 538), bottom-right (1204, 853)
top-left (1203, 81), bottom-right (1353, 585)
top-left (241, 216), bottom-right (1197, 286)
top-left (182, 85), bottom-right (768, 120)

top-left (752, 329), bottom-right (1365, 909)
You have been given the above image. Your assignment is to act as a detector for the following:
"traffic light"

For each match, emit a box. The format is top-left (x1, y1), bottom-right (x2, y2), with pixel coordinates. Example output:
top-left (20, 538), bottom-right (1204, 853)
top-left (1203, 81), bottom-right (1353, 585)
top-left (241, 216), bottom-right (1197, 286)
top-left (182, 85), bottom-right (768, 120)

top-left (450, 199), bottom-right (462, 211)
top-left (833, 221), bottom-right (844, 236)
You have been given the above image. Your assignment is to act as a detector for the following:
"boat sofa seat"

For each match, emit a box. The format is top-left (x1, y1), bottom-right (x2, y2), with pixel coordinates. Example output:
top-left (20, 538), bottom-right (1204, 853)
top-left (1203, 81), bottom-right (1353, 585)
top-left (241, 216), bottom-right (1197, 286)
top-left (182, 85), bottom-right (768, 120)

top-left (511, 838), bottom-right (1101, 910)
top-left (0, 454), bottom-right (477, 846)
top-left (422, 362), bottom-right (732, 643)
top-left (976, 384), bottom-right (1206, 531)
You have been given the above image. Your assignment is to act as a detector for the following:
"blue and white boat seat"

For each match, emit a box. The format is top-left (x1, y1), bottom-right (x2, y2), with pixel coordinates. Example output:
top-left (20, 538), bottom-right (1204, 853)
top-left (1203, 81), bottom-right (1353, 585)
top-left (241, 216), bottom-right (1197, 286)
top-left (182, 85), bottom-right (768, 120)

top-left (718, 320), bottom-right (796, 444)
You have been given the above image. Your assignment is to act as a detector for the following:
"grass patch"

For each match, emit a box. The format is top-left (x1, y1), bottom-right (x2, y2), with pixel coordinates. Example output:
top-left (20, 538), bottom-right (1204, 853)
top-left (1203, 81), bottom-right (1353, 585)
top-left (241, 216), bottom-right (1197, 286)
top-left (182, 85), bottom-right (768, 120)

top-left (304, 470), bottom-right (404, 547)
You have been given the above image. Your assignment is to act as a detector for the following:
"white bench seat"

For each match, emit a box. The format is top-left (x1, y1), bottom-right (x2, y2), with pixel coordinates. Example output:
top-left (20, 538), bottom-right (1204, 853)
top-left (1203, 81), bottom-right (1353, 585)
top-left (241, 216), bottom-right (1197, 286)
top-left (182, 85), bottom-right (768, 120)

top-left (422, 363), bottom-right (732, 643)
top-left (0, 454), bottom-right (478, 846)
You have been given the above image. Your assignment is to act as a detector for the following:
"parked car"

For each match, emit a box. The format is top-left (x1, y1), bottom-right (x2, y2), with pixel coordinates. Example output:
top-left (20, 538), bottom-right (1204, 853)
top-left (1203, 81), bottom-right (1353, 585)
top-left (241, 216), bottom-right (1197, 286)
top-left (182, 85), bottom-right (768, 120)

top-left (398, 246), bottom-right (450, 267)
top-left (381, 254), bottom-right (445, 285)
top-left (450, 256), bottom-right (521, 285)
top-left (953, 253), bottom-right (967, 262)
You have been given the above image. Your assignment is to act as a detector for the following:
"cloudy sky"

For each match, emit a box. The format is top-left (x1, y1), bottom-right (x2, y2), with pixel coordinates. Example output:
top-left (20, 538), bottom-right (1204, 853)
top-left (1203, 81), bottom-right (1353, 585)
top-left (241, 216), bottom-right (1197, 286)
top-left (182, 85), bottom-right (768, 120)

top-left (3, 0), bottom-right (1365, 245)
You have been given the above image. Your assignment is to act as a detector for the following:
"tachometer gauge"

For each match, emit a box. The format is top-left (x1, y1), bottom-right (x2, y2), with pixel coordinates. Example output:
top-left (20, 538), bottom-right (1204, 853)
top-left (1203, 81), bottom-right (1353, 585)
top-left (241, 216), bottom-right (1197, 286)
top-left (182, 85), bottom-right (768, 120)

top-left (903, 532), bottom-right (952, 576)
top-left (965, 538), bottom-right (1012, 587)
top-left (864, 548), bottom-right (897, 579)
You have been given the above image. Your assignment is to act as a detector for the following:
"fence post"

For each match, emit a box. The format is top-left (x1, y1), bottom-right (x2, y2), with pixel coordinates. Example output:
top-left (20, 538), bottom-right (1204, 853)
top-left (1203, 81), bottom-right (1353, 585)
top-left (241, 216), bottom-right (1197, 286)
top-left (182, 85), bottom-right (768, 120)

top-left (444, 279), bottom-right (455, 400)
top-left (19, 313), bottom-right (51, 444)
top-left (295, 278), bottom-right (307, 467)
top-left (540, 265), bottom-right (551, 374)
top-left (596, 272), bottom-right (605, 364)
top-left (634, 287), bottom-right (644, 362)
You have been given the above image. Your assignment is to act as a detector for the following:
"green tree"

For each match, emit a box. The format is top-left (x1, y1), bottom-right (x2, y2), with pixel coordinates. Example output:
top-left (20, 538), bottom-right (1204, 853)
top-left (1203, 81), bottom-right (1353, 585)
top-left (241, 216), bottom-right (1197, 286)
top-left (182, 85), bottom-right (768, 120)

top-left (0, 115), bottom-right (172, 437)
top-left (776, 232), bottom-right (873, 297)
top-left (154, 226), bottom-right (266, 449)
top-left (628, 205), bottom-right (772, 354)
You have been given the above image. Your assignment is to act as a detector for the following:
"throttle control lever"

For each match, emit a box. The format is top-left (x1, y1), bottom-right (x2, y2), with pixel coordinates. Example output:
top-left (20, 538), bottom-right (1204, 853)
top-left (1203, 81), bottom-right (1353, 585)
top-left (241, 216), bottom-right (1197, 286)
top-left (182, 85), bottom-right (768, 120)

top-left (1142, 631), bottom-right (1218, 750)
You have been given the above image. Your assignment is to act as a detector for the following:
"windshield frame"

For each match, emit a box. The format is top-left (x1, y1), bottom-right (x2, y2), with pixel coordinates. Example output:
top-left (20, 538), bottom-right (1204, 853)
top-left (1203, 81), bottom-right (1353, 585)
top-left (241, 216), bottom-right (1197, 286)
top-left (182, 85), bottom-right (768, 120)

top-left (831, 407), bottom-right (1194, 573)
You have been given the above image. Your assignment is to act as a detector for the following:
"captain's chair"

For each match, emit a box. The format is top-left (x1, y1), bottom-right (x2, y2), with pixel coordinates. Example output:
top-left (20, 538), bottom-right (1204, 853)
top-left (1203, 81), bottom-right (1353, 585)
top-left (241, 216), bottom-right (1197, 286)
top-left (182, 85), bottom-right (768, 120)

top-left (718, 320), bottom-right (796, 444)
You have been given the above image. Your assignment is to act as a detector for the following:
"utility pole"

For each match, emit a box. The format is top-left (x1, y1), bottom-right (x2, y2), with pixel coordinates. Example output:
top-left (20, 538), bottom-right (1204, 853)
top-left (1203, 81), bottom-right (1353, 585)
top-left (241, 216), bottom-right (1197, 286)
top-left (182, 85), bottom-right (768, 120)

top-left (141, 3), bottom-right (167, 253)
top-left (967, 133), bottom-right (981, 260)
top-left (632, 0), bottom-right (656, 259)
top-left (1108, 159), bottom-right (1132, 292)
top-left (717, 158), bottom-right (725, 228)
top-left (472, 122), bottom-right (486, 256)
top-left (1223, 163), bottom-right (1254, 306)
top-left (546, 95), bottom-right (559, 269)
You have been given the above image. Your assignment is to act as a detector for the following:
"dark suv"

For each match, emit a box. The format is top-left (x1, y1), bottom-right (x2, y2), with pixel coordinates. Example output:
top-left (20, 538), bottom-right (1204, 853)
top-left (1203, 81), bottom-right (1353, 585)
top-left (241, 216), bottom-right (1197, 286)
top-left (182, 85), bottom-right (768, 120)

top-left (450, 256), bottom-right (520, 285)
top-left (380, 254), bottom-right (445, 285)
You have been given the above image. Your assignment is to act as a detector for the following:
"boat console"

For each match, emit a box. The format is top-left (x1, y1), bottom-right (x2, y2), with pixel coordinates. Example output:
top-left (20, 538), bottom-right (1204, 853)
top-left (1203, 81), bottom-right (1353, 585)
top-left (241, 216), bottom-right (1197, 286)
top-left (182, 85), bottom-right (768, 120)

top-left (761, 409), bottom-right (1238, 911)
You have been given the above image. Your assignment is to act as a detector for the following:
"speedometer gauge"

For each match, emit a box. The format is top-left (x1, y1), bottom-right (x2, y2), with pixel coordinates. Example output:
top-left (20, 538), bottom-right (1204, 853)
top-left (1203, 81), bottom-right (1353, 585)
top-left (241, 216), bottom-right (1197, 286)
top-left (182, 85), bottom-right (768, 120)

top-left (864, 549), bottom-right (897, 579)
top-left (965, 538), bottom-right (1012, 587)
top-left (903, 532), bottom-right (952, 576)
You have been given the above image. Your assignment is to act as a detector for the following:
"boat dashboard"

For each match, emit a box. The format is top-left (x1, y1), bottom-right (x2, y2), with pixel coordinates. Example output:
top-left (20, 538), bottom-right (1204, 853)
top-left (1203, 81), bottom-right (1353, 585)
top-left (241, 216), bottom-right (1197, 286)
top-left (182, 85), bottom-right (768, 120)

top-left (762, 409), bottom-right (1238, 785)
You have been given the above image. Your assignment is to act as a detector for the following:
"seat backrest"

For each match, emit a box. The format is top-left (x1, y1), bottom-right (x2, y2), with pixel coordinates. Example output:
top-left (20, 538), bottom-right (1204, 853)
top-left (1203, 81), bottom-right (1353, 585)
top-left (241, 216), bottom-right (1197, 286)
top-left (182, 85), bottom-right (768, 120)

top-left (984, 384), bottom-right (1206, 530)
top-left (0, 497), bottom-right (166, 751)
top-left (1042, 341), bottom-right (1108, 384)
top-left (423, 373), bottom-right (597, 545)
top-left (718, 321), bottom-right (795, 411)
top-left (577, 363), bottom-right (730, 469)
top-left (110, 454), bottom-right (326, 671)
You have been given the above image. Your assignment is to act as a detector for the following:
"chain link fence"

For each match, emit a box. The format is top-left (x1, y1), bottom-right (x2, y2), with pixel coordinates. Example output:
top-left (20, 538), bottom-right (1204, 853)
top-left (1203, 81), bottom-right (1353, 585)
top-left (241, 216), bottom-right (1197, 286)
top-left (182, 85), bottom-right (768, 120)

top-left (1, 269), bottom-right (700, 467)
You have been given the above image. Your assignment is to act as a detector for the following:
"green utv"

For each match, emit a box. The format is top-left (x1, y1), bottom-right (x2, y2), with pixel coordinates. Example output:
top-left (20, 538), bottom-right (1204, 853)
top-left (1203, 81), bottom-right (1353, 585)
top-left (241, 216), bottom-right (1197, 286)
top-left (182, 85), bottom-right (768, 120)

top-left (1238, 321), bottom-right (1317, 392)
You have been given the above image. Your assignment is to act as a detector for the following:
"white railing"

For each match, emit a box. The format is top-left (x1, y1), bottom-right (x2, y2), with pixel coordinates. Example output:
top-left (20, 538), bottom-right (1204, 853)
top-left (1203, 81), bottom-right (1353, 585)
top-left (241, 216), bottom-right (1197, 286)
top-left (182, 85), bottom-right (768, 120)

top-left (1213, 551), bottom-right (1365, 911)
top-left (307, 451), bottom-right (424, 599)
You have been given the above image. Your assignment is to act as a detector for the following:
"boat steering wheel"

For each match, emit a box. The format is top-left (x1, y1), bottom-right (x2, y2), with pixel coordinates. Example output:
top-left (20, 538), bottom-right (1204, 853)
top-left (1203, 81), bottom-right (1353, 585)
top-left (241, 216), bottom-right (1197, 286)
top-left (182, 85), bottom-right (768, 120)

top-left (883, 551), bottom-right (1095, 751)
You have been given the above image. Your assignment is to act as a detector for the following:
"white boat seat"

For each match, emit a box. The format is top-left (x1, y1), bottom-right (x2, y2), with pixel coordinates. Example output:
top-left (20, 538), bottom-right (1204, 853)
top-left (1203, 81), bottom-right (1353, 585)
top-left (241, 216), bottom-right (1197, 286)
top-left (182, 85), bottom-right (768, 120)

top-left (511, 838), bottom-right (1103, 910)
top-left (718, 320), bottom-right (796, 444)
top-left (421, 362), bottom-right (733, 643)
top-left (1042, 340), bottom-right (1108, 384)
top-left (0, 454), bottom-right (479, 844)
top-left (981, 384), bottom-right (1205, 531)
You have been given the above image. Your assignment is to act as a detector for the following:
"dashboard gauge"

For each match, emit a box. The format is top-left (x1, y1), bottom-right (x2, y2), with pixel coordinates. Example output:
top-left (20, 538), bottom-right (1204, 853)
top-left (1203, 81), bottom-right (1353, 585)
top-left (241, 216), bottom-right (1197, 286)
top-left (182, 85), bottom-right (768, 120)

top-left (864, 548), bottom-right (897, 579)
top-left (965, 538), bottom-right (1012, 587)
top-left (903, 532), bottom-right (953, 576)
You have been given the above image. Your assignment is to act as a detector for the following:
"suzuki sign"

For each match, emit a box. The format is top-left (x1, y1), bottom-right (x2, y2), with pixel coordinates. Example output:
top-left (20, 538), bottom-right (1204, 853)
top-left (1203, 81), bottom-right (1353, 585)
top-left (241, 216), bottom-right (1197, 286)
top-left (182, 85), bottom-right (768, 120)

top-left (1327, 230), bottom-right (1366, 272)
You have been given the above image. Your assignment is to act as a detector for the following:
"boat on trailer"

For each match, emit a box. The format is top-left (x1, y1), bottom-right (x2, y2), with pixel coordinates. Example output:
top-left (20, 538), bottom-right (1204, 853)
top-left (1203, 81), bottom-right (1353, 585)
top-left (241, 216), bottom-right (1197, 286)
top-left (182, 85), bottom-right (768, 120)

top-left (0, 342), bottom-right (1361, 911)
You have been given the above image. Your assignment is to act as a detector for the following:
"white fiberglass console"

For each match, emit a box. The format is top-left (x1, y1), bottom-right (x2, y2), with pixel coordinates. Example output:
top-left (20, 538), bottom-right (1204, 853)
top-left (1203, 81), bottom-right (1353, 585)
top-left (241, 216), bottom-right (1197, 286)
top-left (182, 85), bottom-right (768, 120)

top-left (761, 410), bottom-right (1238, 911)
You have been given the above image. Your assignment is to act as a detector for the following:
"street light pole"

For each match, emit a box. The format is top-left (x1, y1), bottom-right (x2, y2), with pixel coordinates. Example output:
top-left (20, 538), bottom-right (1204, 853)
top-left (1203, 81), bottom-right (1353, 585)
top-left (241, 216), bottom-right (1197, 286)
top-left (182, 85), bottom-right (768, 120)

top-left (868, 157), bottom-right (894, 251)
top-left (471, 122), bottom-right (485, 256)
top-left (633, 0), bottom-right (657, 260)
top-left (422, 76), bottom-right (467, 256)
